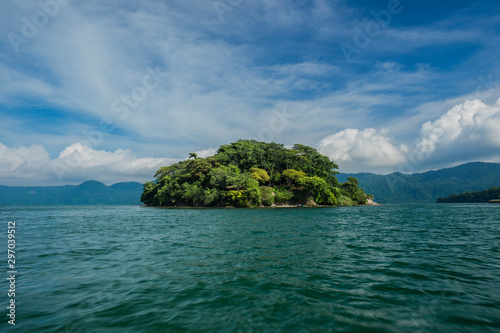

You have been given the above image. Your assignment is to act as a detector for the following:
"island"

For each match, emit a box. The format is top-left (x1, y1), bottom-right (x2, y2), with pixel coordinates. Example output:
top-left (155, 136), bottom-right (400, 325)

top-left (436, 187), bottom-right (500, 203)
top-left (141, 140), bottom-right (371, 207)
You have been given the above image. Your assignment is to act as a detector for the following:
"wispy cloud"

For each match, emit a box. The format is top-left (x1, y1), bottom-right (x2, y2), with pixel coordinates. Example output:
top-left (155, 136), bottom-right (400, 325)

top-left (1, 0), bottom-right (499, 184)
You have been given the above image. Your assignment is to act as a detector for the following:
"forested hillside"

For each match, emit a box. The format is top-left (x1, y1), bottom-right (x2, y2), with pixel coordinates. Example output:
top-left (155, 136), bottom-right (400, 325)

top-left (338, 162), bottom-right (500, 203)
top-left (436, 187), bottom-right (500, 203)
top-left (0, 181), bottom-right (143, 205)
top-left (141, 140), bottom-right (369, 207)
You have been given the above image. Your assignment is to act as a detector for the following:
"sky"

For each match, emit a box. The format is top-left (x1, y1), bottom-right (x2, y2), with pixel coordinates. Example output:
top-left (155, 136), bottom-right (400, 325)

top-left (0, 0), bottom-right (499, 186)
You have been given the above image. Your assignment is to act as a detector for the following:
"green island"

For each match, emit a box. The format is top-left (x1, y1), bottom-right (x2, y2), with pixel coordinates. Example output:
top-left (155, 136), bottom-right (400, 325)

top-left (141, 140), bottom-right (371, 207)
top-left (436, 187), bottom-right (500, 203)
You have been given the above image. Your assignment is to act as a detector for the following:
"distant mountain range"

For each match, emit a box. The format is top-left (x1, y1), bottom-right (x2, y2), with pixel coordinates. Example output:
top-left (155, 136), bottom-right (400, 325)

top-left (338, 162), bottom-right (500, 204)
top-left (1, 162), bottom-right (499, 205)
top-left (0, 180), bottom-right (143, 205)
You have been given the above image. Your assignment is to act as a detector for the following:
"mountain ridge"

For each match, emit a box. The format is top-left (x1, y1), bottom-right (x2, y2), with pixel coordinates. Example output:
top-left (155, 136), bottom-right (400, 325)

top-left (0, 181), bottom-right (143, 205)
top-left (338, 162), bottom-right (500, 203)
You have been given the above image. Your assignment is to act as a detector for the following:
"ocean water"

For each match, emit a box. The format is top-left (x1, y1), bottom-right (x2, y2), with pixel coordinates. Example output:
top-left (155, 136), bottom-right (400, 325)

top-left (1, 204), bottom-right (499, 332)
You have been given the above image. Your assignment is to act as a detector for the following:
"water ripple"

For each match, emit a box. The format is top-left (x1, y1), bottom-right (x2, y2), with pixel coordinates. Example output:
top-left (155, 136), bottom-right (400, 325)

top-left (1, 204), bottom-right (499, 332)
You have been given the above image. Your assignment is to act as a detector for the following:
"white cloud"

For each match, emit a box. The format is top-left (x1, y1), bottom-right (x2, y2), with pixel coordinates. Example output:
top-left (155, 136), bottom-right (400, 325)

top-left (382, 27), bottom-right (481, 52)
top-left (0, 143), bottom-right (51, 181)
top-left (416, 98), bottom-right (500, 164)
top-left (270, 62), bottom-right (338, 76)
top-left (194, 147), bottom-right (218, 158)
top-left (0, 143), bottom-right (176, 186)
top-left (317, 128), bottom-right (407, 173)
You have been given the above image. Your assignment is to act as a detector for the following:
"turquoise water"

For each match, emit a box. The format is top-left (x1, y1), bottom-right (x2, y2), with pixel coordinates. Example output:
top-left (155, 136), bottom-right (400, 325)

top-left (1, 204), bottom-right (499, 332)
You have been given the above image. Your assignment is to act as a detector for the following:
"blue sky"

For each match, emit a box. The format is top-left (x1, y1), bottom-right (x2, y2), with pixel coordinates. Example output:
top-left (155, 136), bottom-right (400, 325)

top-left (1, 0), bottom-right (500, 185)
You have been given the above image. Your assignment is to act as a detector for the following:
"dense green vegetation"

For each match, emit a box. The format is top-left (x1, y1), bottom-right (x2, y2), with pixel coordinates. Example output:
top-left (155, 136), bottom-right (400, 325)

top-left (141, 140), bottom-right (369, 207)
top-left (436, 187), bottom-right (500, 203)
top-left (0, 181), bottom-right (143, 205)
top-left (338, 162), bottom-right (500, 203)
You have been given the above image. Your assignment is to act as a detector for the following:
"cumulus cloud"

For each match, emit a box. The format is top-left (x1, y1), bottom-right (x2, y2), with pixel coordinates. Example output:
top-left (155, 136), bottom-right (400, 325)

top-left (416, 98), bottom-right (500, 164)
top-left (0, 143), bottom-right (52, 181)
top-left (0, 143), bottom-right (176, 186)
top-left (317, 128), bottom-right (407, 173)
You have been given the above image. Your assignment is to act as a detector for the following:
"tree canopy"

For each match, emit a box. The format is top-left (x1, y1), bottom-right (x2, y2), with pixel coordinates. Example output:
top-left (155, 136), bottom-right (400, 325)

top-left (141, 140), bottom-right (369, 207)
